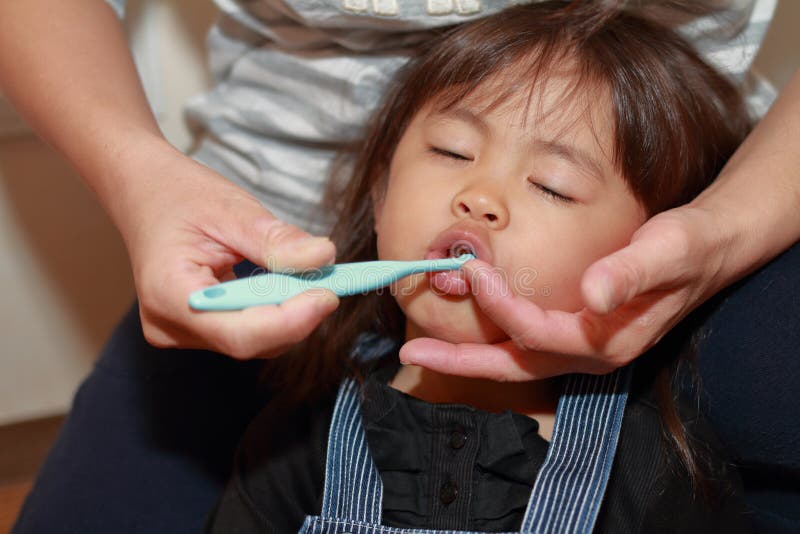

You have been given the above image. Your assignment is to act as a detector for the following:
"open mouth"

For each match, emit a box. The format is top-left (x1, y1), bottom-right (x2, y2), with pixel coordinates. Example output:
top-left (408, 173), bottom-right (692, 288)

top-left (425, 233), bottom-right (490, 265)
top-left (423, 227), bottom-right (492, 297)
top-left (449, 240), bottom-right (477, 259)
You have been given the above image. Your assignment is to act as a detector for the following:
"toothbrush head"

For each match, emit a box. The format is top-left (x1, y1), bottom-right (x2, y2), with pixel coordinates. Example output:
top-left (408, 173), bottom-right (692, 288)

top-left (449, 240), bottom-right (477, 259)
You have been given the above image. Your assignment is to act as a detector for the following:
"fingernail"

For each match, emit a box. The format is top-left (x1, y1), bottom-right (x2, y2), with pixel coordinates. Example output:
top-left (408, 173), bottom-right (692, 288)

top-left (271, 237), bottom-right (334, 270)
top-left (471, 268), bottom-right (492, 293)
top-left (398, 346), bottom-right (414, 365)
top-left (316, 290), bottom-right (339, 312)
top-left (595, 276), bottom-right (615, 313)
top-left (288, 236), bottom-right (330, 252)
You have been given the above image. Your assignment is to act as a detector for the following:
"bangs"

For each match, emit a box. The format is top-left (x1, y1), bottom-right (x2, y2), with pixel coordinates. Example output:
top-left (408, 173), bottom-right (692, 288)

top-left (425, 48), bottom-right (611, 164)
top-left (379, 1), bottom-right (748, 214)
top-left (343, 0), bottom-right (748, 240)
top-left (404, 5), bottom-right (605, 127)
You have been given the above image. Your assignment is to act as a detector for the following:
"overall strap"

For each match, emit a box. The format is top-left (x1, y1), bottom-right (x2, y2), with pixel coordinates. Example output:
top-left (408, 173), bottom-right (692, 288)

top-left (320, 378), bottom-right (384, 524)
top-left (520, 367), bottom-right (632, 534)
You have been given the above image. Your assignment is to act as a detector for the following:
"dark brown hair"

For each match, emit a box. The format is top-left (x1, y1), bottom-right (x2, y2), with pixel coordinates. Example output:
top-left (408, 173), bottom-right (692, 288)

top-left (268, 0), bottom-right (751, 497)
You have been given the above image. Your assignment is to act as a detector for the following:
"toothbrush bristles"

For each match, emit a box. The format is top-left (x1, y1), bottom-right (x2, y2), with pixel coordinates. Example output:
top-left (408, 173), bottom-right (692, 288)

top-left (449, 241), bottom-right (477, 259)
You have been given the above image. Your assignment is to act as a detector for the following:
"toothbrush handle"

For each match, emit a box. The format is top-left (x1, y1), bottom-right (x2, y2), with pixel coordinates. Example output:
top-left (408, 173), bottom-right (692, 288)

top-left (300, 256), bottom-right (471, 296)
top-left (331, 258), bottom-right (464, 294)
top-left (188, 255), bottom-right (473, 311)
top-left (188, 267), bottom-right (397, 311)
top-left (188, 275), bottom-right (301, 310)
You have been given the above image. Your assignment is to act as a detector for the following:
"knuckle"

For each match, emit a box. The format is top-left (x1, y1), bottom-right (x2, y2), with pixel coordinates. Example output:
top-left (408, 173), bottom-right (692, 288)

top-left (263, 219), bottom-right (300, 249)
top-left (140, 321), bottom-right (174, 349)
top-left (610, 255), bottom-right (645, 292)
top-left (607, 352), bottom-right (633, 369)
top-left (278, 315), bottom-right (312, 346)
top-left (605, 342), bottom-right (638, 368)
top-left (642, 212), bottom-right (696, 265)
top-left (220, 331), bottom-right (257, 360)
top-left (511, 328), bottom-right (543, 352)
top-left (659, 221), bottom-right (693, 261)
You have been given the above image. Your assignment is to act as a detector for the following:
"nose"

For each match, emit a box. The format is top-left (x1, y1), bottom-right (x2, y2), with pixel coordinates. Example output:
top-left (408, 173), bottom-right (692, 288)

top-left (451, 184), bottom-right (509, 229)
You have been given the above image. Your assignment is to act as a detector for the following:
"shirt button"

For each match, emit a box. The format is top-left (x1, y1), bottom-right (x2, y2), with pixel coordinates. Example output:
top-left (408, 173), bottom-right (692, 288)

top-left (439, 481), bottom-right (458, 505)
top-left (449, 428), bottom-right (467, 449)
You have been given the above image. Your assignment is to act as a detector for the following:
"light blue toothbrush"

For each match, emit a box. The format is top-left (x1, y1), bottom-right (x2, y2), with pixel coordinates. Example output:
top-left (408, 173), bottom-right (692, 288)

top-left (189, 254), bottom-right (475, 311)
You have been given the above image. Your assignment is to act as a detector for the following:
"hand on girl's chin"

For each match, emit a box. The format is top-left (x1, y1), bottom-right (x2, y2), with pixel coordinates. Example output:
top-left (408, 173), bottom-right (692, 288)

top-left (392, 266), bottom-right (510, 344)
top-left (402, 291), bottom-right (509, 346)
top-left (410, 322), bottom-right (510, 346)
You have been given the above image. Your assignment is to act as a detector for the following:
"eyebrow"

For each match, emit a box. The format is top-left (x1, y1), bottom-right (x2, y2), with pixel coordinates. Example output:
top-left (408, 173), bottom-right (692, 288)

top-left (534, 139), bottom-right (607, 183)
top-left (431, 107), bottom-right (490, 136)
top-left (433, 107), bottom-right (607, 182)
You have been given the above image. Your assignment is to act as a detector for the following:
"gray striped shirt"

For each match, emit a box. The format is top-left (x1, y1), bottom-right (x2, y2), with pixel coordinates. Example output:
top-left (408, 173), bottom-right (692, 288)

top-left (108, 0), bottom-right (777, 233)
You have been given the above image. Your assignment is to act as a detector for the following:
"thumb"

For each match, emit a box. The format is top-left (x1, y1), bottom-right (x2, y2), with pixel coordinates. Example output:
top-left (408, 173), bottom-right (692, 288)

top-left (256, 217), bottom-right (336, 272)
top-left (216, 201), bottom-right (336, 272)
top-left (581, 224), bottom-right (690, 314)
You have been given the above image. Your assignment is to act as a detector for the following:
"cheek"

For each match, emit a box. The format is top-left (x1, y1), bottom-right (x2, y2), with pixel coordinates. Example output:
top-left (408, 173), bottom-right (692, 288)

top-left (397, 279), bottom-right (509, 344)
top-left (375, 173), bottom-right (448, 260)
top-left (505, 210), bottom-right (642, 312)
top-left (374, 189), bottom-right (419, 260)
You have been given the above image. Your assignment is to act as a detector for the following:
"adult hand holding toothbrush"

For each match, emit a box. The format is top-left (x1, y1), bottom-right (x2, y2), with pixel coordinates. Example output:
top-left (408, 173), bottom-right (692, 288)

top-left (0, 0), bottom-right (339, 361)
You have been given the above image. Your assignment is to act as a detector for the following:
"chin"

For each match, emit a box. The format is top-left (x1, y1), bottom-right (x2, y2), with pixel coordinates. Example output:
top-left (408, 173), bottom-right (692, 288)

top-left (431, 327), bottom-right (507, 345)
top-left (397, 288), bottom-right (507, 345)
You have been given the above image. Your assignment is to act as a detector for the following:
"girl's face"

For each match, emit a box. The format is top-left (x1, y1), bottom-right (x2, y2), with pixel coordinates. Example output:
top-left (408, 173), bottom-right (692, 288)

top-left (374, 75), bottom-right (647, 344)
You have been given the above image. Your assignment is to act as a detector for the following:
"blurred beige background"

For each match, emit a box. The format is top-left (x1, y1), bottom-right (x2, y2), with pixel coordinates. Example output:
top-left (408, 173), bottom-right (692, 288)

top-left (0, 0), bottom-right (799, 426)
top-left (0, 0), bottom-right (217, 425)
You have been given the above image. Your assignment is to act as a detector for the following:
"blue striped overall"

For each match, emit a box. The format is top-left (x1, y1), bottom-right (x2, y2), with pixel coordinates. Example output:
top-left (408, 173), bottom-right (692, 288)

top-left (300, 367), bottom-right (631, 534)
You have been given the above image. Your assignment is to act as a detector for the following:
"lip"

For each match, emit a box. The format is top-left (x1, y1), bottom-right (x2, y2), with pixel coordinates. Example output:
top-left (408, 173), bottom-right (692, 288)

top-left (424, 223), bottom-right (494, 266)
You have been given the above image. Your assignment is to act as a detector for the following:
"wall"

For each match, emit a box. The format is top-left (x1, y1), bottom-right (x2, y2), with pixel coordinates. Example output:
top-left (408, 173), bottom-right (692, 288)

top-left (754, 0), bottom-right (799, 90)
top-left (0, 0), bottom-right (798, 425)
top-left (0, 0), bottom-right (218, 425)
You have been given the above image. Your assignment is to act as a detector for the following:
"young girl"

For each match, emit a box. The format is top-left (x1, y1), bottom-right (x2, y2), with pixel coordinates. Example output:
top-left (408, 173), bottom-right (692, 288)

top-left (207, 2), bottom-right (752, 532)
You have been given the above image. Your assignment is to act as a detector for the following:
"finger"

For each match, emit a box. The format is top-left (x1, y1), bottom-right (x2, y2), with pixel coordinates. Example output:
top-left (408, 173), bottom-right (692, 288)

top-left (256, 218), bottom-right (337, 272)
top-left (399, 338), bottom-right (613, 382)
top-left (142, 260), bottom-right (338, 357)
top-left (210, 202), bottom-right (336, 271)
top-left (219, 268), bottom-right (237, 282)
top-left (187, 289), bottom-right (340, 359)
top-left (581, 222), bottom-right (691, 314)
top-left (461, 260), bottom-right (603, 356)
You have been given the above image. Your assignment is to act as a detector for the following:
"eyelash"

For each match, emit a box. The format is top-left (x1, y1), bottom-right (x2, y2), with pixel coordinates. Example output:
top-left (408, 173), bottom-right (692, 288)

top-left (528, 180), bottom-right (575, 204)
top-left (428, 145), bottom-right (574, 204)
top-left (428, 146), bottom-right (472, 161)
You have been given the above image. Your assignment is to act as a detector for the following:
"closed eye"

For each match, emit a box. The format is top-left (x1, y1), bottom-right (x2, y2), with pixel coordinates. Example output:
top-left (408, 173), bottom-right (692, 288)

top-left (528, 180), bottom-right (575, 204)
top-left (428, 146), bottom-right (472, 161)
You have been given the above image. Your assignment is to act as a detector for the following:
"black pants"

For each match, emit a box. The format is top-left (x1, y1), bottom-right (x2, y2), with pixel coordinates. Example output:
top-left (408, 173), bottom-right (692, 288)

top-left (13, 245), bottom-right (800, 533)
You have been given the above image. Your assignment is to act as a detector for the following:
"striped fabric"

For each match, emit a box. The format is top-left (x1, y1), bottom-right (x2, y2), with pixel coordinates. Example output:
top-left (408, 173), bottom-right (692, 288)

top-left (106, 0), bottom-right (777, 234)
top-left (521, 370), bottom-right (630, 533)
top-left (320, 378), bottom-right (384, 525)
top-left (301, 369), bottom-right (631, 534)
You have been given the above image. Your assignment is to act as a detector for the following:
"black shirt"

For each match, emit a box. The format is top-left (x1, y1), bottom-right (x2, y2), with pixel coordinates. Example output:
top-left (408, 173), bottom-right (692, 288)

top-left (207, 357), bottom-right (752, 533)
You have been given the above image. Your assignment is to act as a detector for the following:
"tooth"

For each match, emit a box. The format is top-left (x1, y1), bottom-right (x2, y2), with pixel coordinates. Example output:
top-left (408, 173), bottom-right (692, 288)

top-left (449, 240), bottom-right (476, 258)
